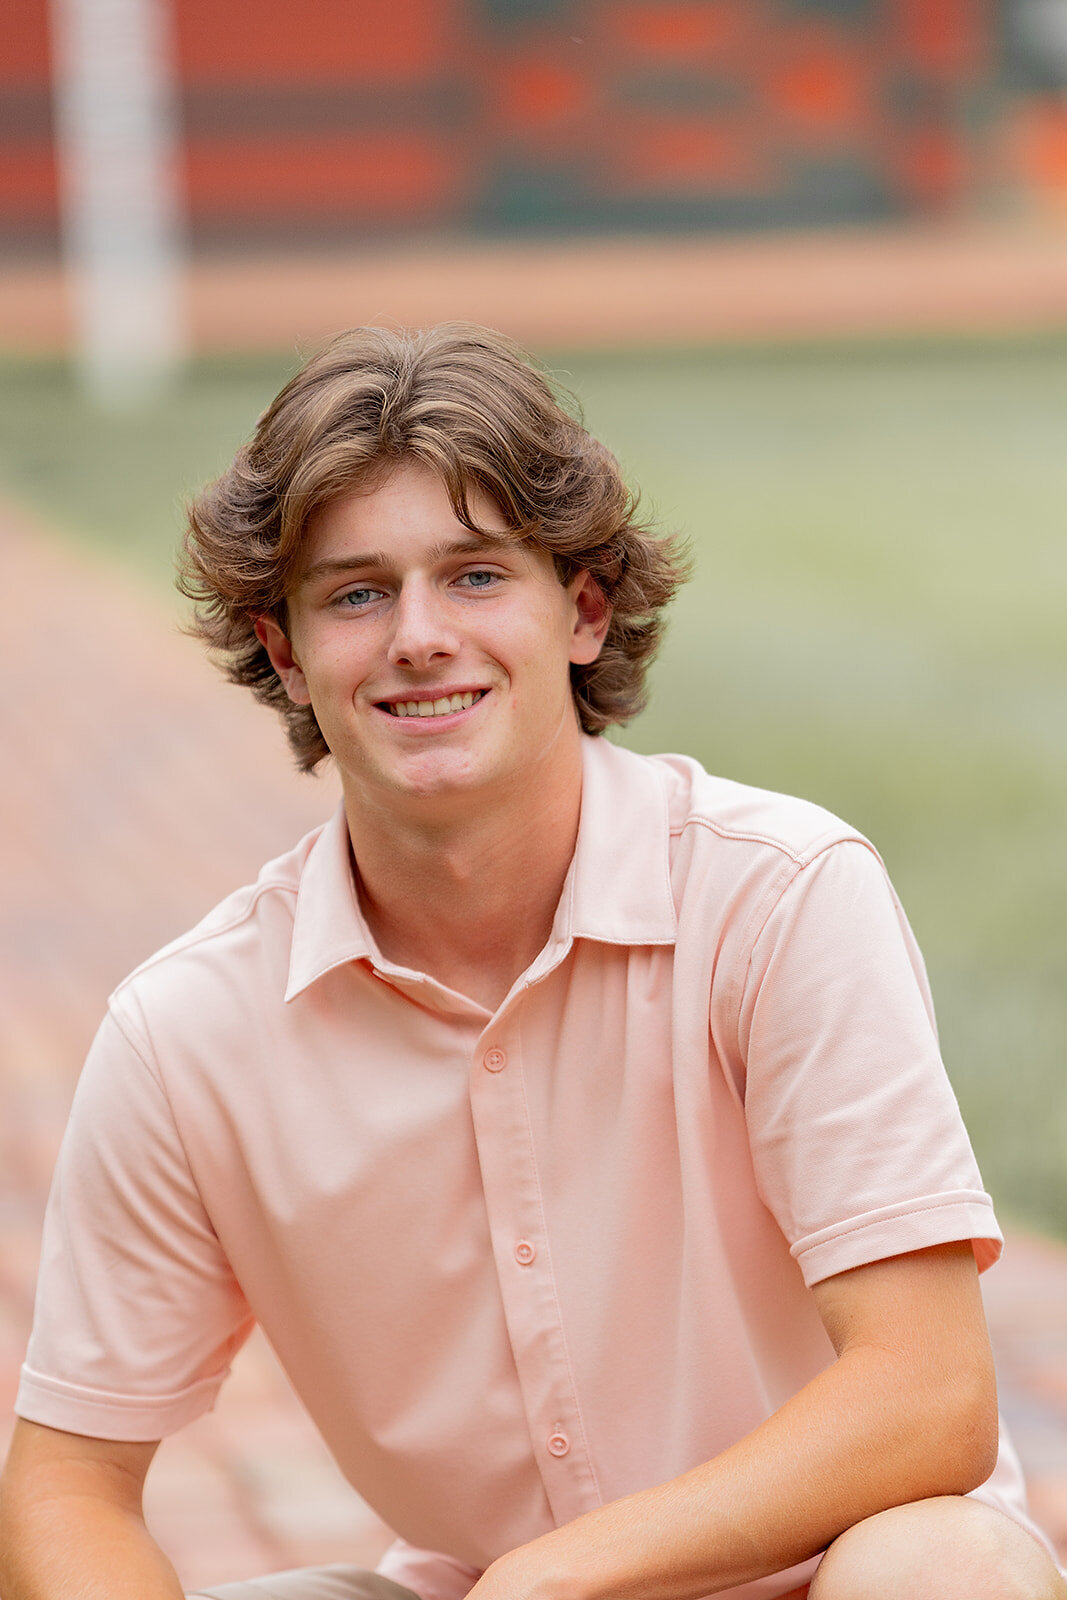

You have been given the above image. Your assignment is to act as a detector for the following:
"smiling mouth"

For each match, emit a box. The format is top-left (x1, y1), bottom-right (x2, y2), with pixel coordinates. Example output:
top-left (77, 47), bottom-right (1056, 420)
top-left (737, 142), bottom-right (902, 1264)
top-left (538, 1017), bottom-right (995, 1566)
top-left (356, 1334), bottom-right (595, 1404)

top-left (379, 689), bottom-right (488, 719)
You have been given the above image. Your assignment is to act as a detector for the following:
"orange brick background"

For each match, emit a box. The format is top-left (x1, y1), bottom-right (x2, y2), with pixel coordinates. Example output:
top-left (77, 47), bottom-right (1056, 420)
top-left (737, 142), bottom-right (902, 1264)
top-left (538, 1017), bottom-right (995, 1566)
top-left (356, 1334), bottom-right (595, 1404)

top-left (5, 0), bottom-right (1067, 255)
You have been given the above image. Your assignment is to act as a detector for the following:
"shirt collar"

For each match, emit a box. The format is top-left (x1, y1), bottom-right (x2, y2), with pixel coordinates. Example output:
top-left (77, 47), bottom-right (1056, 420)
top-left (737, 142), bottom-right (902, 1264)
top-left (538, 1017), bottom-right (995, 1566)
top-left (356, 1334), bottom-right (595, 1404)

top-left (566, 734), bottom-right (678, 946)
top-left (285, 735), bottom-right (677, 1002)
top-left (285, 803), bottom-right (376, 1001)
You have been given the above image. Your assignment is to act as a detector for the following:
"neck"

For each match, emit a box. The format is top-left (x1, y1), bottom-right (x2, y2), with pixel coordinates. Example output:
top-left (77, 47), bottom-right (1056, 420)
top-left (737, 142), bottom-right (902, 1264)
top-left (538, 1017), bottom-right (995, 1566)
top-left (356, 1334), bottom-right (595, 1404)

top-left (342, 743), bottom-right (585, 1011)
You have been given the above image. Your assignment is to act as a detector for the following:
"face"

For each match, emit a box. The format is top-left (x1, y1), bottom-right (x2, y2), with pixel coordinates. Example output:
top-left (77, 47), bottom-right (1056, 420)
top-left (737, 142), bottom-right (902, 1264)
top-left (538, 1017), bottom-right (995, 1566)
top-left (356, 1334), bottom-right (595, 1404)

top-left (255, 460), bottom-right (610, 817)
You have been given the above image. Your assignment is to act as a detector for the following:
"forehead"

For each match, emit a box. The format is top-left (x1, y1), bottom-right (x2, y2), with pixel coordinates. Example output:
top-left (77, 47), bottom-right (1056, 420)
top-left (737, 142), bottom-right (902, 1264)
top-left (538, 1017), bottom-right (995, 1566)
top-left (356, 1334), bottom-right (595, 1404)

top-left (296, 459), bottom-right (559, 586)
top-left (305, 461), bottom-right (499, 552)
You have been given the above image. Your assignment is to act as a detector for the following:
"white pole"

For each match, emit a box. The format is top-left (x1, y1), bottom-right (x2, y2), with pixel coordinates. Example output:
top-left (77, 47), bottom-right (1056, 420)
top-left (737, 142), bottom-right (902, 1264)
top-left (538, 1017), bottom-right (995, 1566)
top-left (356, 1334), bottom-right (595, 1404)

top-left (50, 0), bottom-right (186, 406)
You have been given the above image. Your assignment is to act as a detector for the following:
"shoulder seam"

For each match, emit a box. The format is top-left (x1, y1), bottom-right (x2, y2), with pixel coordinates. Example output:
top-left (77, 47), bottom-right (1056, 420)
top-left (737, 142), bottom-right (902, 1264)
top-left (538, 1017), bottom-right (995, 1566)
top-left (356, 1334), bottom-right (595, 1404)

top-left (111, 875), bottom-right (299, 998)
top-left (727, 834), bottom-right (890, 1073)
top-left (741, 834), bottom-right (888, 959)
top-left (677, 810), bottom-right (867, 868)
top-left (104, 1000), bottom-right (167, 1093)
top-left (104, 1000), bottom-right (218, 1214)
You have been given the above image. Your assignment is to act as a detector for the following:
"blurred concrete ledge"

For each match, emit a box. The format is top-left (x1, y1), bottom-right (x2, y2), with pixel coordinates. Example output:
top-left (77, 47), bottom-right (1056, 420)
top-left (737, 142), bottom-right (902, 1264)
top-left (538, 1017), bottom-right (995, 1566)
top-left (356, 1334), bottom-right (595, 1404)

top-left (3, 220), bottom-right (1067, 357)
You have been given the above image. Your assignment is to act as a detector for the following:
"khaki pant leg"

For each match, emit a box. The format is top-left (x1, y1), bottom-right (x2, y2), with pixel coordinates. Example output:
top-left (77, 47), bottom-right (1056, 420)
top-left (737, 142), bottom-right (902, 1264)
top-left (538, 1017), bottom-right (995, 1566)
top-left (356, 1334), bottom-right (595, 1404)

top-left (187, 1567), bottom-right (421, 1600)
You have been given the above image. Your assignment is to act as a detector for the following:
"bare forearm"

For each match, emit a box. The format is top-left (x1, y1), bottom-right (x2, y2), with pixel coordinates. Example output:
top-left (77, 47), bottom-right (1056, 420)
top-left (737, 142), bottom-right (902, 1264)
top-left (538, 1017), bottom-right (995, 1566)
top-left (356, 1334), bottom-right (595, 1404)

top-left (0, 1490), bottom-right (185, 1600)
top-left (540, 1341), bottom-right (994, 1600)
top-left (470, 1245), bottom-right (999, 1600)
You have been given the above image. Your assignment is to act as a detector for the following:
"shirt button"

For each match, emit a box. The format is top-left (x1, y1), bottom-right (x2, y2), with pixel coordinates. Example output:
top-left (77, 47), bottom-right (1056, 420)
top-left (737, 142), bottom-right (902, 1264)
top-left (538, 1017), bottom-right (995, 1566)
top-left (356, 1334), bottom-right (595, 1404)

top-left (514, 1240), bottom-right (536, 1265)
top-left (547, 1432), bottom-right (570, 1457)
top-left (483, 1048), bottom-right (506, 1072)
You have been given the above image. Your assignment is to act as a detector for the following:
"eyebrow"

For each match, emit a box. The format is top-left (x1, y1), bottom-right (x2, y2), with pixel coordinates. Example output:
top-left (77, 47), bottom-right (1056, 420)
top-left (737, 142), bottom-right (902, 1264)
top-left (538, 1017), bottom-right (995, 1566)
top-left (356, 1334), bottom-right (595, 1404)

top-left (299, 534), bottom-right (513, 586)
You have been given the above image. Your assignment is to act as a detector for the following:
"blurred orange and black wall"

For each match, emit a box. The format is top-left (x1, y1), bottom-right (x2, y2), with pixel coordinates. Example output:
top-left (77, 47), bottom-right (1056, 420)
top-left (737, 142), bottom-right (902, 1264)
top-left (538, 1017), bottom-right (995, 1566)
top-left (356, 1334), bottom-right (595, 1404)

top-left (4, 0), bottom-right (1067, 256)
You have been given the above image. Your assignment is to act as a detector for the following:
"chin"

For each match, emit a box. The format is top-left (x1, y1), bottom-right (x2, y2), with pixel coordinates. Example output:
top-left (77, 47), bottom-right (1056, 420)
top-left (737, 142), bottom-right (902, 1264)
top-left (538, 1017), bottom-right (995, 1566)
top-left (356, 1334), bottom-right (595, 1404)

top-left (377, 752), bottom-right (496, 801)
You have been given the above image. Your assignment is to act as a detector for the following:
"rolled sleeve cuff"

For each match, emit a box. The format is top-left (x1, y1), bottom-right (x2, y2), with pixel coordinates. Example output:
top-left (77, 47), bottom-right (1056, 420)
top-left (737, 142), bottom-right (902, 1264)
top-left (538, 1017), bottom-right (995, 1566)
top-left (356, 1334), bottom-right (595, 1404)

top-left (14, 1362), bottom-right (224, 1441)
top-left (791, 1189), bottom-right (1003, 1286)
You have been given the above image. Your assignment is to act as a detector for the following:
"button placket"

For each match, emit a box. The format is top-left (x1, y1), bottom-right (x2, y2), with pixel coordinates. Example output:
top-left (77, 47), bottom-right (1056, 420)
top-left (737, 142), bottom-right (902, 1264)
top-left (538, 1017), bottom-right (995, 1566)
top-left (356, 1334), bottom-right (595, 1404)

top-left (469, 1015), bottom-right (600, 1522)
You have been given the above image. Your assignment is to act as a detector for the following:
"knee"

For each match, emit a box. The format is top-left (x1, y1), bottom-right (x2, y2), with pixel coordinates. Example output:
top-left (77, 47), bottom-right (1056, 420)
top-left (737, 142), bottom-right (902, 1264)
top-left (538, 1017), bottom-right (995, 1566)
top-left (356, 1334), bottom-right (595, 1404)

top-left (807, 1496), bottom-right (1067, 1600)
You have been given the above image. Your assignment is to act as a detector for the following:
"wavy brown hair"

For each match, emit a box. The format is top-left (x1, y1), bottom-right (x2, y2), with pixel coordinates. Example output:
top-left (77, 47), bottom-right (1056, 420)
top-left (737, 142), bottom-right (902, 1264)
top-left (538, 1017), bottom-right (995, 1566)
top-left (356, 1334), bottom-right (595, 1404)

top-left (180, 322), bottom-right (690, 772)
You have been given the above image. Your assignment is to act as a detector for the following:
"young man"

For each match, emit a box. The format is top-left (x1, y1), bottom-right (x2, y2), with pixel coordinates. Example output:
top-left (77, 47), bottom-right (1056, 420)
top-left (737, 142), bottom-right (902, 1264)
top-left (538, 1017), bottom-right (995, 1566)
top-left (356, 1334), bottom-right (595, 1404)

top-left (1, 324), bottom-right (1063, 1600)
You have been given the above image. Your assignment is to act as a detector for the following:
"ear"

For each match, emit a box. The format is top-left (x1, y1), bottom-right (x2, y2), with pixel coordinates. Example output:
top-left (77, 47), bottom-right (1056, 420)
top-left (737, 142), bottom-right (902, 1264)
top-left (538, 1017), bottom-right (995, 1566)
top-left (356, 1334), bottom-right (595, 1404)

top-left (254, 615), bottom-right (312, 706)
top-left (567, 572), bottom-right (612, 666)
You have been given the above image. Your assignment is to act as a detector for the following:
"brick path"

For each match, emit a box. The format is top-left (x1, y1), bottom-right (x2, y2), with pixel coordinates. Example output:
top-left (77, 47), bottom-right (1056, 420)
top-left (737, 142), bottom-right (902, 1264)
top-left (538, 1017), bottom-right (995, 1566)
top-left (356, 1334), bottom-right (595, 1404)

top-left (1, 502), bottom-right (1065, 1589)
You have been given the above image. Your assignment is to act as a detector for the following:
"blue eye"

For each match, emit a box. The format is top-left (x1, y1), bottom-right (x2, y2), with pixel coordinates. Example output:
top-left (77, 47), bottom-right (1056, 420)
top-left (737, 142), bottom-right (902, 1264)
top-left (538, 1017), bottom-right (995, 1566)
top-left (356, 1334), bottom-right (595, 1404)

top-left (462, 570), bottom-right (496, 588)
top-left (340, 588), bottom-right (380, 608)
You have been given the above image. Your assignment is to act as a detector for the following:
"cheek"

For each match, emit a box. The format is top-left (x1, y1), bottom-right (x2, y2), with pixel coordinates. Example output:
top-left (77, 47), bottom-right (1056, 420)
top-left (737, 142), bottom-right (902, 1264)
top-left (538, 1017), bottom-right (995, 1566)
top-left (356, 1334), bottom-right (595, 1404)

top-left (304, 632), bottom-right (368, 685)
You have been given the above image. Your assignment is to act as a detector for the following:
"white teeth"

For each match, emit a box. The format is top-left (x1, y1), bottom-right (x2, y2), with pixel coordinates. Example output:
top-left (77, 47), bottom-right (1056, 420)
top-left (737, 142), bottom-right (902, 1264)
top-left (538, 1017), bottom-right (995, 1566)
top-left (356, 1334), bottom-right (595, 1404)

top-left (386, 690), bottom-right (483, 717)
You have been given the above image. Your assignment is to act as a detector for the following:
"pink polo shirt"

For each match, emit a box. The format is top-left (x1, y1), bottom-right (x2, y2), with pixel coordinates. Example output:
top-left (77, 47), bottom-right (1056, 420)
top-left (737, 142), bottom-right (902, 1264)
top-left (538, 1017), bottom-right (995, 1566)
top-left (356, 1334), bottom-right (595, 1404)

top-left (18, 738), bottom-right (1046, 1599)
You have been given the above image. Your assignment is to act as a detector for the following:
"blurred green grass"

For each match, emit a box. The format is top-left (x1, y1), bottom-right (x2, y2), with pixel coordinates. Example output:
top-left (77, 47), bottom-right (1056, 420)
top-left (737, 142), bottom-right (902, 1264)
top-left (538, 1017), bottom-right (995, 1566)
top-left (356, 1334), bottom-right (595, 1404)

top-left (1, 337), bottom-right (1064, 1236)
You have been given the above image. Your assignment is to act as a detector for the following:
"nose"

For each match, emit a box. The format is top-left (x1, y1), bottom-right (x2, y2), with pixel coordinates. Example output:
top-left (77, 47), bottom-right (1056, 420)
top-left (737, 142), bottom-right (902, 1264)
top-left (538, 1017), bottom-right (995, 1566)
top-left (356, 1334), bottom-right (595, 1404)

top-left (387, 580), bottom-right (458, 671)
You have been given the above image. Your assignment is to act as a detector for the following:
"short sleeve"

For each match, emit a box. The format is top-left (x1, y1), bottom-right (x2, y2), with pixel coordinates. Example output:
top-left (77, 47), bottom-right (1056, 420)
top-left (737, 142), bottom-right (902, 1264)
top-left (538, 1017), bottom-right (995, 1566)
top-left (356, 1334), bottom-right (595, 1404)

top-left (16, 1006), bottom-right (254, 1440)
top-left (735, 839), bottom-right (1001, 1286)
